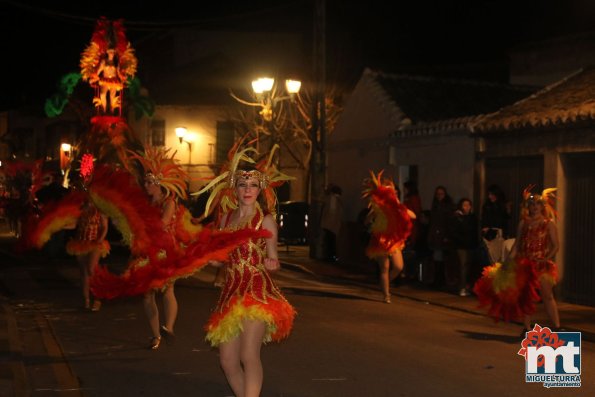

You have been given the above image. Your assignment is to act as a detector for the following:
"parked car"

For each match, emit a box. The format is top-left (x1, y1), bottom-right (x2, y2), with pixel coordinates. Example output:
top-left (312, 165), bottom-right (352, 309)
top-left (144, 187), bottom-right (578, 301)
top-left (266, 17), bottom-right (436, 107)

top-left (277, 201), bottom-right (309, 245)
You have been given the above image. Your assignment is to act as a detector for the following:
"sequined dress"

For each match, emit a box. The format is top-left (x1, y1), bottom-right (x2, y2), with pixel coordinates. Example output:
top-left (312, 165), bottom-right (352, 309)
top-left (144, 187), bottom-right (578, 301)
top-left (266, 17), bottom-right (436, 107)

top-left (205, 205), bottom-right (296, 346)
top-left (518, 218), bottom-right (558, 283)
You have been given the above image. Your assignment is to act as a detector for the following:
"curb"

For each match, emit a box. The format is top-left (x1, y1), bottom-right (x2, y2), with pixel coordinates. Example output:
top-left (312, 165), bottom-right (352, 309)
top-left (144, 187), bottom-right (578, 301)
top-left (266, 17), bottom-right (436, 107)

top-left (280, 258), bottom-right (595, 343)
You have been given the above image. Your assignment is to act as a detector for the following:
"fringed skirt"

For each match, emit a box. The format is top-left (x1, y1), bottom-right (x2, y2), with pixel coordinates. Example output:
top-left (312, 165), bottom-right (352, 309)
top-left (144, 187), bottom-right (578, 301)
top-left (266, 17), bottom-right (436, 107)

top-left (205, 294), bottom-right (296, 347)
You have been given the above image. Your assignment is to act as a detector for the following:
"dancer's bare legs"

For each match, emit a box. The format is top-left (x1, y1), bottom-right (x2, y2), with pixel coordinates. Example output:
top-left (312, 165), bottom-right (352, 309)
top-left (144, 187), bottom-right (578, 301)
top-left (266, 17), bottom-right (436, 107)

top-left (540, 277), bottom-right (560, 328)
top-left (219, 319), bottom-right (266, 397)
top-left (162, 284), bottom-right (178, 333)
top-left (380, 250), bottom-right (404, 303)
top-left (143, 290), bottom-right (161, 342)
top-left (77, 253), bottom-right (91, 308)
top-left (523, 276), bottom-right (560, 331)
top-left (388, 250), bottom-right (404, 281)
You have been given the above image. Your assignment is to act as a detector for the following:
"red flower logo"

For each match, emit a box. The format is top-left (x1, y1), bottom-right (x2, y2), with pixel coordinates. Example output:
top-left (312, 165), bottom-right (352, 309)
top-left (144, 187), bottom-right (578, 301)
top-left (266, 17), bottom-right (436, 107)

top-left (518, 324), bottom-right (565, 367)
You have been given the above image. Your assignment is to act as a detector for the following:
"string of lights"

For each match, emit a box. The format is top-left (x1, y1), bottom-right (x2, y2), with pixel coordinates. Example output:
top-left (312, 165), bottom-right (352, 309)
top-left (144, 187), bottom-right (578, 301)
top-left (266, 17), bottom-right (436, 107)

top-left (0, 0), bottom-right (306, 31)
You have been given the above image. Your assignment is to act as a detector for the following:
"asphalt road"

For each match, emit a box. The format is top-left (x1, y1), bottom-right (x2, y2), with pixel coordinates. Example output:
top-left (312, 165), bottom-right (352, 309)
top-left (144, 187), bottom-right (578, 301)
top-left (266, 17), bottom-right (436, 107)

top-left (1, 248), bottom-right (594, 397)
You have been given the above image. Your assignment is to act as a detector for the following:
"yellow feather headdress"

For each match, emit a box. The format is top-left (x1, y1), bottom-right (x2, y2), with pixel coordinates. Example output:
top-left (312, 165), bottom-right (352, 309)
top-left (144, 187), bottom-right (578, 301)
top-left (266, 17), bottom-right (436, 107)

top-left (521, 184), bottom-right (557, 220)
top-left (128, 146), bottom-right (189, 200)
top-left (193, 143), bottom-right (294, 219)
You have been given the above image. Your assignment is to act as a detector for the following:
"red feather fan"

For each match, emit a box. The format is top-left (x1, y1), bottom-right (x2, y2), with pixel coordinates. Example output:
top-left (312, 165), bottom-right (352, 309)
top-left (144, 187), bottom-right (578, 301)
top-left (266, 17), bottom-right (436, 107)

top-left (90, 227), bottom-right (272, 299)
top-left (362, 170), bottom-right (412, 258)
top-left (22, 190), bottom-right (87, 250)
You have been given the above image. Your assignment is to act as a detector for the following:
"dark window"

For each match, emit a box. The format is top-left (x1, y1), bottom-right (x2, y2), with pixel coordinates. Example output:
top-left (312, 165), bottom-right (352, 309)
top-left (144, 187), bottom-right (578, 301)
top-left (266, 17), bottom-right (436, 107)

top-left (151, 120), bottom-right (165, 147)
top-left (216, 121), bottom-right (234, 165)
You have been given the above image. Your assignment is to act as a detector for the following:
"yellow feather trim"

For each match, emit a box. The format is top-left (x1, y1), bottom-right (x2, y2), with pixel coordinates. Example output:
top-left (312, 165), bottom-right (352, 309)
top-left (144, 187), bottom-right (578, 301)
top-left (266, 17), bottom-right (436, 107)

top-left (206, 298), bottom-right (276, 346)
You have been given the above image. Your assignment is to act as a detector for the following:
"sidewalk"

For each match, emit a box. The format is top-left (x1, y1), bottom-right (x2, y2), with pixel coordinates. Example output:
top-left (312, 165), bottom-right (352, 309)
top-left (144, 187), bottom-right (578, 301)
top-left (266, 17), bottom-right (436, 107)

top-left (278, 244), bottom-right (595, 342)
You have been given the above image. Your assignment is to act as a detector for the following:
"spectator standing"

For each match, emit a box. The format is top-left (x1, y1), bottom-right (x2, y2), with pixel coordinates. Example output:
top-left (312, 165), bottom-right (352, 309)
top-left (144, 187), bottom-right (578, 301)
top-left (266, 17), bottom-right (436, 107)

top-left (427, 185), bottom-right (455, 288)
top-left (403, 181), bottom-right (422, 248)
top-left (321, 183), bottom-right (343, 262)
top-left (402, 181), bottom-right (423, 280)
top-left (480, 184), bottom-right (510, 263)
top-left (450, 198), bottom-right (479, 296)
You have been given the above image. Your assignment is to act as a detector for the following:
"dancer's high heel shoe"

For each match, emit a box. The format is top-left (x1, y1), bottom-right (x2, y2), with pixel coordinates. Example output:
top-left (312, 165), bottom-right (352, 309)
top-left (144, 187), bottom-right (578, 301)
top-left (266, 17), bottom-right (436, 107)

top-left (91, 300), bottom-right (102, 312)
top-left (149, 336), bottom-right (161, 350)
top-left (160, 325), bottom-right (175, 345)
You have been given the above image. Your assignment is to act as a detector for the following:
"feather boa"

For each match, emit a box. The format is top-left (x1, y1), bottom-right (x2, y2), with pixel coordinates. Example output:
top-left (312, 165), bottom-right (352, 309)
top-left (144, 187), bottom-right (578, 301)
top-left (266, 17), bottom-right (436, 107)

top-left (362, 171), bottom-right (412, 258)
top-left (174, 205), bottom-right (204, 245)
top-left (23, 190), bottom-right (86, 250)
top-left (88, 165), bottom-right (169, 255)
top-left (90, 227), bottom-right (272, 300)
top-left (473, 258), bottom-right (541, 322)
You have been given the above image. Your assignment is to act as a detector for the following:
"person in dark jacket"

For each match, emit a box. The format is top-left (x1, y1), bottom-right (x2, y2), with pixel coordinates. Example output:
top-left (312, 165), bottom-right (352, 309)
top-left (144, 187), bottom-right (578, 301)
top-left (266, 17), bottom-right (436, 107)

top-left (427, 185), bottom-right (455, 288)
top-left (451, 198), bottom-right (479, 296)
top-left (480, 184), bottom-right (510, 264)
top-left (481, 184), bottom-right (510, 239)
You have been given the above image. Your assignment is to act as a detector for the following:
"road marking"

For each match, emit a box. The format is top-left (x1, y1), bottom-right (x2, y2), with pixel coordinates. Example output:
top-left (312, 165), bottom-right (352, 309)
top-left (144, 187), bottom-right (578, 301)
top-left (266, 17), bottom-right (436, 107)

top-left (35, 311), bottom-right (84, 397)
top-left (1, 303), bottom-right (27, 397)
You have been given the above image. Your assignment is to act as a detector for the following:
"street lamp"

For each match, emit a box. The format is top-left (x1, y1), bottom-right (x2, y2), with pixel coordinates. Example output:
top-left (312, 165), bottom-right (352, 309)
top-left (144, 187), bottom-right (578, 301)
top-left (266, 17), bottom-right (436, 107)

top-left (175, 126), bottom-right (194, 164)
top-left (230, 76), bottom-right (301, 162)
top-left (247, 77), bottom-right (301, 122)
top-left (60, 142), bottom-right (72, 172)
top-left (175, 127), bottom-right (187, 144)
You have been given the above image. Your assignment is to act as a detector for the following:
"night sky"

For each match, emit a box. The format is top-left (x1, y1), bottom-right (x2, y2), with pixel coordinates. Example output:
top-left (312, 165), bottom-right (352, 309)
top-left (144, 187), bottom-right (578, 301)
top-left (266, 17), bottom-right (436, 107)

top-left (2, 0), bottom-right (595, 110)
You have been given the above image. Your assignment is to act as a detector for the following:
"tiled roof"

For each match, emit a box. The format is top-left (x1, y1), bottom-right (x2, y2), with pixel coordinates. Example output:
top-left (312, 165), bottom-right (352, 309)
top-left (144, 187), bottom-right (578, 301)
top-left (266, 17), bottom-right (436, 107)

top-left (392, 116), bottom-right (478, 138)
top-left (371, 70), bottom-right (534, 124)
top-left (470, 67), bottom-right (595, 133)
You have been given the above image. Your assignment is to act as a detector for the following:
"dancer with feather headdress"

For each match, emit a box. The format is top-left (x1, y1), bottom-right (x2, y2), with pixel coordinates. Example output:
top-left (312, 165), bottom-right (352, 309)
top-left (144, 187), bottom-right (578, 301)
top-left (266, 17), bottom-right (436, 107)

top-left (474, 185), bottom-right (561, 335)
top-left (194, 142), bottom-right (295, 397)
top-left (362, 170), bottom-right (414, 304)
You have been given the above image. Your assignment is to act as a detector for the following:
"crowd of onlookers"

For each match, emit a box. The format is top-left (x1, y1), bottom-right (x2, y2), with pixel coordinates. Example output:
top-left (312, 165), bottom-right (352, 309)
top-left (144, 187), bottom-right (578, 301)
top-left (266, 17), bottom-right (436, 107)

top-left (398, 182), bottom-right (512, 296)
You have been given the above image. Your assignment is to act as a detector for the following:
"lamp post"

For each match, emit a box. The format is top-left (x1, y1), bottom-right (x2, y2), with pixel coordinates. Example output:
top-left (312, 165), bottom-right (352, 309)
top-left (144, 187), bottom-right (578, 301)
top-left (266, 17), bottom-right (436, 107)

top-left (250, 77), bottom-right (301, 122)
top-left (232, 76), bottom-right (301, 164)
top-left (175, 127), bottom-right (193, 164)
top-left (60, 142), bottom-right (72, 173)
top-left (175, 127), bottom-right (187, 144)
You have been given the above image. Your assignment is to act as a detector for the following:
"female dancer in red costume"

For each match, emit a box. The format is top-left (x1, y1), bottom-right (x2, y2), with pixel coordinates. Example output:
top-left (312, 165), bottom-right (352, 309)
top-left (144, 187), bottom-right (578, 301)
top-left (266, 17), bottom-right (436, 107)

top-left (474, 187), bottom-right (560, 335)
top-left (131, 146), bottom-right (189, 350)
top-left (66, 200), bottom-right (109, 311)
top-left (362, 171), bottom-right (414, 304)
top-left (198, 146), bottom-right (295, 397)
top-left (509, 188), bottom-right (560, 334)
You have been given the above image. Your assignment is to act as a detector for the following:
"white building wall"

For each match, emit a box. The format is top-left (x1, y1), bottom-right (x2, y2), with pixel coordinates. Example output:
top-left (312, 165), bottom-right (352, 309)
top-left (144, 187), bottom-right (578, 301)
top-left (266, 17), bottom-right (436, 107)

top-left (152, 105), bottom-right (224, 192)
top-left (328, 69), bottom-right (405, 221)
top-left (391, 133), bottom-right (475, 211)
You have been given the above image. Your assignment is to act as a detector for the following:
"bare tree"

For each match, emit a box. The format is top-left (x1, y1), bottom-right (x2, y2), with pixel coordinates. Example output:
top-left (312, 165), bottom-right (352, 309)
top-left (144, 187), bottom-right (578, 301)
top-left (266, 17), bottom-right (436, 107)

top-left (227, 84), bottom-right (343, 173)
